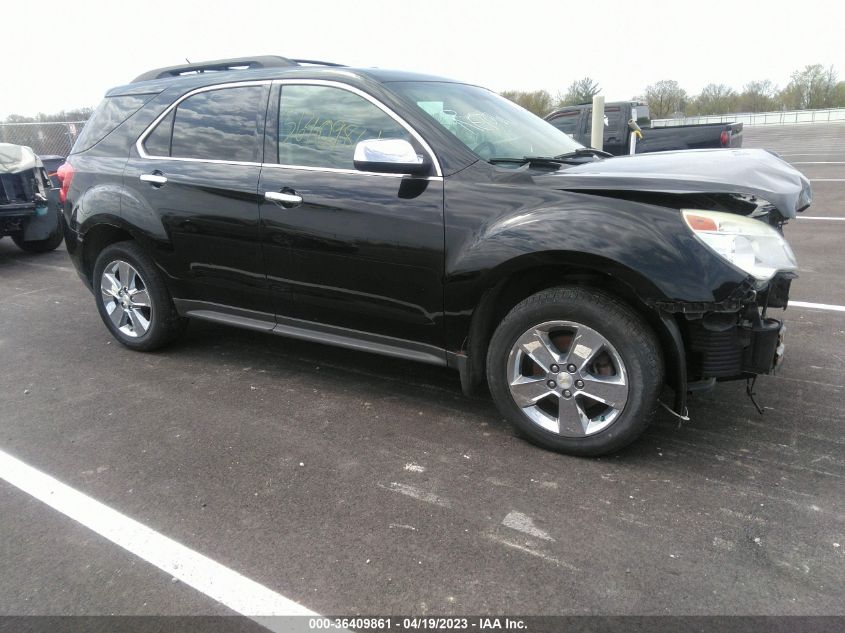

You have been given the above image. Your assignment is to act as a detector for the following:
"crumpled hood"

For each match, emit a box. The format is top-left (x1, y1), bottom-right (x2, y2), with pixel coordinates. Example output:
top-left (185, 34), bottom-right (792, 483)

top-left (535, 148), bottom-right (812, 218)
top-left (0, 143), bottom-right (42, 174)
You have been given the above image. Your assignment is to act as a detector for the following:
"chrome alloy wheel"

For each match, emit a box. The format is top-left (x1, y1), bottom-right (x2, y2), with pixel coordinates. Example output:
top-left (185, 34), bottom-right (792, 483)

top-left (506, 320), bottom-right (629, 437)
top-left (99, 260), bottom-right (152, 338)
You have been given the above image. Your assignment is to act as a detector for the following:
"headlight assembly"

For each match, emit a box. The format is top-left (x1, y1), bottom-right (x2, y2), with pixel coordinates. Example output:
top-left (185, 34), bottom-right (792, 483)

top-left (681, 209), bottom-right (798, 282)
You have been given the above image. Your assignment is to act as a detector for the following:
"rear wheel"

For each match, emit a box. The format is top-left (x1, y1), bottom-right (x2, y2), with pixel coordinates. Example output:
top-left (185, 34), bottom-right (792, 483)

top-left (93, 241), bottom-right (187, 351)
top-left (486, 286), bottom-right (663, 456)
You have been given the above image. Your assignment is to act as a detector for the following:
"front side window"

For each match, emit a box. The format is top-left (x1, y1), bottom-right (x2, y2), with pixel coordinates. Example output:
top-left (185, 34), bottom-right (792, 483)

top-left (389, 81), bottom-right (584, 161)
top-left (277, 85), bottom-right (412, 169)
top-left (144, 85), bottom-right (265, 162)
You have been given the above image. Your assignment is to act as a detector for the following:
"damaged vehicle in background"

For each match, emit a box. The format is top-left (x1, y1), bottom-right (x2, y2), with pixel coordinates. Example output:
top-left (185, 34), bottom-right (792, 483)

top-left (0, 143), bottom-right (64, 252)
top-left (59, 56), bottom-right (809, 456)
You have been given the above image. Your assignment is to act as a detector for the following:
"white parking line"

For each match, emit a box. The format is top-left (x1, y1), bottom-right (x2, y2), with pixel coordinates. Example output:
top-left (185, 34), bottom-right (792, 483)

top-left (789, 301), bottom-right (845, 313)
top-left (809, 179), bottom-right (845, 182)
top-left (798, 217), bottom-right (845, 221)
top-left (0, 448), bottom-right (316, 620)
top-left (792, 161), bottom-right (845, 165)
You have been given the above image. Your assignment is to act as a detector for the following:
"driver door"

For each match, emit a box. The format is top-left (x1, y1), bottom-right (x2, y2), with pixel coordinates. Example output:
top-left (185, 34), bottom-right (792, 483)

top-left (257, 82), bottom-right (446, 358)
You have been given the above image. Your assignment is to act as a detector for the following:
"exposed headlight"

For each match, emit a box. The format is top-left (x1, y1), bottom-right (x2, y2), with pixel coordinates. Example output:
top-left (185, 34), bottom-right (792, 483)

top-left (681, 209), bottom-right (798, 282)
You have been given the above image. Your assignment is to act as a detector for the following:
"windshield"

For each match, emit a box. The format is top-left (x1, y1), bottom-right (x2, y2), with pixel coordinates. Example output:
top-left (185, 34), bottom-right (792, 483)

top-left (389, 81), bottom-right (584, 162)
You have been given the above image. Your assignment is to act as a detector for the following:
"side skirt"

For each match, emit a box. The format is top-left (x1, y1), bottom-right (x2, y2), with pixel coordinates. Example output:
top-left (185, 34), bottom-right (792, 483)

top-left (173, 299), bottom-right (449, 367)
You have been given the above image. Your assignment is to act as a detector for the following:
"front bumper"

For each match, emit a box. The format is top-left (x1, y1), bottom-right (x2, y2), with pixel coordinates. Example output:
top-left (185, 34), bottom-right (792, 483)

top-left (684, 273), bottom-right (793, 381)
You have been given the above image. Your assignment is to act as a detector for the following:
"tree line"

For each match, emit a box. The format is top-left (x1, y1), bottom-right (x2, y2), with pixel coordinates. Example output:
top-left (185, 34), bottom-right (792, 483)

top-left (501, 64), bottom-right (845, 118)
top-left (3, 107), bottom-right (94, 124)
top-left (4, 64), bottom-right (844, 124)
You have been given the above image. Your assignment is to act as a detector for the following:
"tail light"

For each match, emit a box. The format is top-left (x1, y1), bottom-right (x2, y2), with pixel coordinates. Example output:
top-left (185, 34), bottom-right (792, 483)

top-left (720, 130), bottom-right (730, 147)
top-left (56, 162), bottom-right (74, 204)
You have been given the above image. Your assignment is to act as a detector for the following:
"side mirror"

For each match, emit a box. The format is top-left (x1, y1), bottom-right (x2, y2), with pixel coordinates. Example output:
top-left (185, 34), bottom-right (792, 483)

top-left (353, 138), bottom-right (430, 176)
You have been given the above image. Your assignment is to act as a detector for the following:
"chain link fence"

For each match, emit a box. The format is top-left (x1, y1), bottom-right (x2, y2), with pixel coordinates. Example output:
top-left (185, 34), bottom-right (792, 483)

top-left (0, 121), bottom-right (87, 157)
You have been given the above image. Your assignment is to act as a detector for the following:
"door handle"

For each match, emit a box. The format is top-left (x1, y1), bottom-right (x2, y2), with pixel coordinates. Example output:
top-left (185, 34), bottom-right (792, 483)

top-left (264, 190), bottom-right (302, 206)
top-left (140, 173), bottom-right (168, 186)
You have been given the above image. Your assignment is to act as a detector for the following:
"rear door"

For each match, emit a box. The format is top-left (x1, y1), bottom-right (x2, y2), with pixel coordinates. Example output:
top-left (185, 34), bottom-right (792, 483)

top-left (123, 82), bottom-right (273, 318)
top-left (257, 81), bottom-right (445, 358)
top-left (600, 106), bottom-right (626, 155)
top-left (546, 108), bottom-right (584, 142)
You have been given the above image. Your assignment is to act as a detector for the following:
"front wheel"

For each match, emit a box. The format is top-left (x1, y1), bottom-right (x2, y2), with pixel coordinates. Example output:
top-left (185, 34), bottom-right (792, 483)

top-left (486, 286), bottom-right (663, 456)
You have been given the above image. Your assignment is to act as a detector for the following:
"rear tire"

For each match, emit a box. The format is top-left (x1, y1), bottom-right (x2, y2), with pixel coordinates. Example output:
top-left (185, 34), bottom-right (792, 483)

top-left (93, 241), bottom-right (187, 351)
top-left (12, 214), bottom-right (64, 253)
top-left (486, 286), bottom-right (663, 456)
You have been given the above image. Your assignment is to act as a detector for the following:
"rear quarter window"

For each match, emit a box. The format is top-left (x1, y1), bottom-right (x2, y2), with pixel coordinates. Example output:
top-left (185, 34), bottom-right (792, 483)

top-left (143, 110), bottom-right (174, 157)
top-left (71, 93), bottom-right (157, 154)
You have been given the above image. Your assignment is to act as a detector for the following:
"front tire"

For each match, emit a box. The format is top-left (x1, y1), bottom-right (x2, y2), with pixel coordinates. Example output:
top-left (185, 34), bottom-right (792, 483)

top-left (93, 241), bottom-right (187, 351)
top-left (486, 286), bottom-right (663, 456)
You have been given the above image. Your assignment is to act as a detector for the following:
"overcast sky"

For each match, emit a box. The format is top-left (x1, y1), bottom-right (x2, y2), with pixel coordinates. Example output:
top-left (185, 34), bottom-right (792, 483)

top-left (3, 0), bottom-right (842, 118)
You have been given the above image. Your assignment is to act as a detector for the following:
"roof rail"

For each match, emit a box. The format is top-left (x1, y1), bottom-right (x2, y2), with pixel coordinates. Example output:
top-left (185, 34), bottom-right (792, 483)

top-left (131, 55), bottom-right (297, 83)
top-left (290, 59), bottom-right (346, 67)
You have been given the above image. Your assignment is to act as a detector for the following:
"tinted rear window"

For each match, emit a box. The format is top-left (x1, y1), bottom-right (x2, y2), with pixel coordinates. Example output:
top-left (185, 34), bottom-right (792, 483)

top-left (169, 86), bottom-right (265, 162)
top-left (71, 94), bottom-right (157, 154)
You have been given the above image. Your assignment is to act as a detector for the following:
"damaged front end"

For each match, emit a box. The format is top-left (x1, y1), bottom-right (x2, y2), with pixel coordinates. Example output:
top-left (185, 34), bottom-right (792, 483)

top-left (656, 199), bottom-right (800, 417)
top-left (653, 272), bottom-right (790, 419)
top-left (668, 272), bottom-right (791, 384)
top-left (538, 148), bottom-right (811, 416)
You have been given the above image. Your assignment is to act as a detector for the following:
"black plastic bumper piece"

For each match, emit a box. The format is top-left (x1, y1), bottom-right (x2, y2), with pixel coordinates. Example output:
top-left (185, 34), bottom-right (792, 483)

top-left (688, 316), bottom-right (784, 379)
top-left (743, 318), bottom-right (783, 374)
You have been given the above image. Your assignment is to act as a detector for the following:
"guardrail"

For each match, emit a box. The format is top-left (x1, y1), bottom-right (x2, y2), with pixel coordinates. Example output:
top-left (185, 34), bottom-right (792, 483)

top-left (652, 108), bottom-right (845, 127)
top-left (0, 121), bottom-right (87, 156)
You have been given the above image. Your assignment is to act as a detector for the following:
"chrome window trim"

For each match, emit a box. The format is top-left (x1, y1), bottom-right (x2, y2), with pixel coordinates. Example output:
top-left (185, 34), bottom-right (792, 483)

top-left (270, 79), bottom-right (442, 177)
top-left (136, 80), bottom-right (272, 164)
top-left (135, 78), bottom-right (444, 180)
top-left (261, 162), bottom-right (442, 181)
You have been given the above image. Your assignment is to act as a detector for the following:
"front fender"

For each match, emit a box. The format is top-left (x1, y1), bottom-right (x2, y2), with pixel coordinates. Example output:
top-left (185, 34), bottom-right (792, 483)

top-left (442, 175), bottom-right (749, 358)
top-left (447, 194), bottom-right (745, 307)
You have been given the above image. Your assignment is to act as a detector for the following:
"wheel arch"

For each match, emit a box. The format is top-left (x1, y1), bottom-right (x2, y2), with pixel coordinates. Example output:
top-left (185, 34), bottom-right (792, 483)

top-left (456, 254), bottom-right (685, 408)
top-left (80, 219), bottom-right (138, 286)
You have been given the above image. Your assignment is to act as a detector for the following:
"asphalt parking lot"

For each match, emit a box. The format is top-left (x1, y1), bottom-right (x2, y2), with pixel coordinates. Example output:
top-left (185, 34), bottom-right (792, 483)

top-left (1, 124), bottom-right (843, 623)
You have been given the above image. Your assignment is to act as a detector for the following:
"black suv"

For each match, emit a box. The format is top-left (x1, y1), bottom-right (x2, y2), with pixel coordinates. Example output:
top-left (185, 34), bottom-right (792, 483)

top-left (60, 56), bottom-right (810, 456)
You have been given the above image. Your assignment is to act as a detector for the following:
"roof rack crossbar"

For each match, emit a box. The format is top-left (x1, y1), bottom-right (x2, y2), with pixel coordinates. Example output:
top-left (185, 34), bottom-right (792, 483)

top-left (131, 55), bottom-right (297, 83)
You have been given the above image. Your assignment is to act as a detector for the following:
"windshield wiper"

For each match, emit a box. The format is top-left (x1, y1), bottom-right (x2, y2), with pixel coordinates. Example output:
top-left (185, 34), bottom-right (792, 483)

top-left (488, 156), bottom-right (575, 167)
top-left (488, 149), bottom-right (612, 167)
top-left (554, 148), bottom-right (613, 160)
